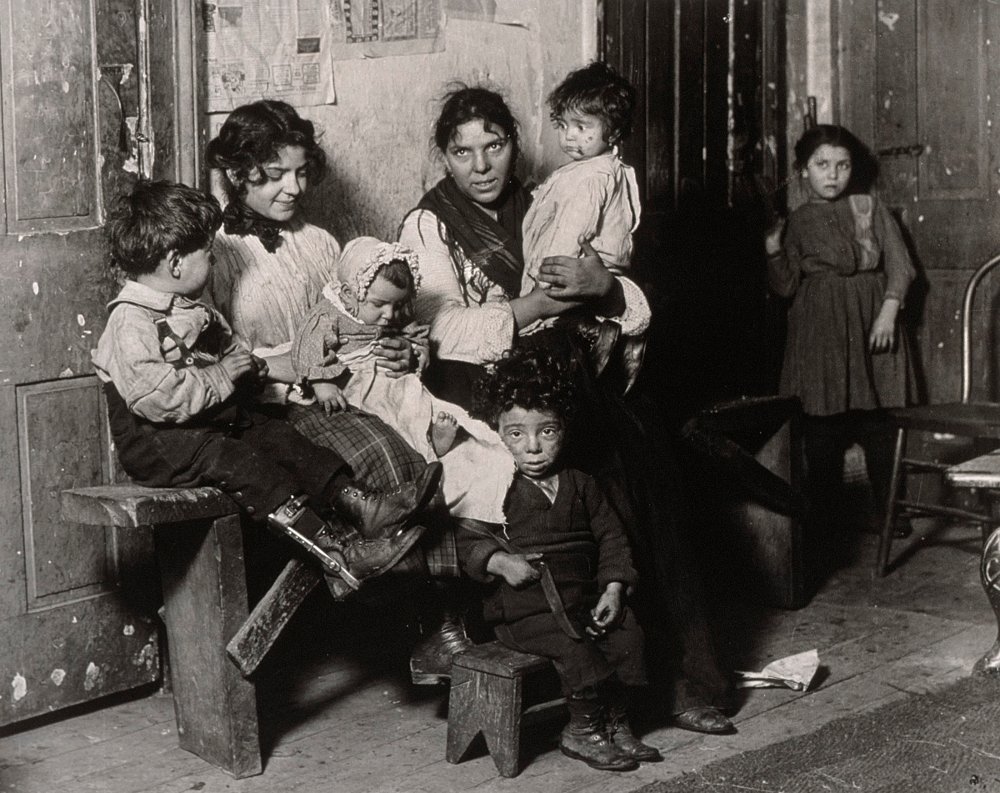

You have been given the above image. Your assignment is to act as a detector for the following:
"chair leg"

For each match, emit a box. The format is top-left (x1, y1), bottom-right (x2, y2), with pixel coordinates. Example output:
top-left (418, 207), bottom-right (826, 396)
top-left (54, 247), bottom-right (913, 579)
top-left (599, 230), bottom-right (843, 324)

top-left (876, 426), bottom-right (907, 577)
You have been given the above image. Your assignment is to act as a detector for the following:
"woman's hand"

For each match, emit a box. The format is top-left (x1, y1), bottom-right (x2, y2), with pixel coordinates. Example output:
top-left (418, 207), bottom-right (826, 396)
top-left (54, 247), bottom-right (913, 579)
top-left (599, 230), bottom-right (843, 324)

top-left (536, 239), bottom-right (615, 300)
top-left (486, 551), bottom-right (543, 588)
top-left (870, 298), bottom-right (900, 353)
top-left (373, 335), bottom-right (417, 379)
top-left (588, 582), bottom-right (624, 637)
top-left (313, 381), bottom-right (348, 414)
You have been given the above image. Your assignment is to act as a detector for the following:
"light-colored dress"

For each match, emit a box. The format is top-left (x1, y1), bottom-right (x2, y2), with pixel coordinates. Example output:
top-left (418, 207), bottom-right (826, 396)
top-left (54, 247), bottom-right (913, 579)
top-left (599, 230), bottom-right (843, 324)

top-left (521, 149), bottom-right (641, 297)
top-left (399, 208), bottom-right (651, 363)
top-left (292, 285), bottom-right (516, 523)
top-left (210, 218), bottom-right (459, 577)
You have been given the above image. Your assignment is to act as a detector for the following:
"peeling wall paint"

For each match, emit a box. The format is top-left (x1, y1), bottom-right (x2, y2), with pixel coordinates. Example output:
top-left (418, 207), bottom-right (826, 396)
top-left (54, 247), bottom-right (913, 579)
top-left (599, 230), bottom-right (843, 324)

top-left (11, 673), bottom-right (27, 701)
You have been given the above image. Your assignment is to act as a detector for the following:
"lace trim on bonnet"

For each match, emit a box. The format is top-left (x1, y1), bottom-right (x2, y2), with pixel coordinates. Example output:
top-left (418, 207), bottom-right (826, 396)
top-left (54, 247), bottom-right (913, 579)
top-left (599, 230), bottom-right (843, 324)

top-left (336, 236), bottom-right (422, 302)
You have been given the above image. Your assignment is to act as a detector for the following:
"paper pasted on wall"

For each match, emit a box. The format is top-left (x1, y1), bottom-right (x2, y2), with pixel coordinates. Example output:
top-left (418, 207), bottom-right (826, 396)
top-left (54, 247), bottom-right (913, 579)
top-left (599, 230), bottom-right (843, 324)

top-left (204, 0), bottom-right (337, 112)
top-left (329, 0), bottom-right (445, 60)
top-left (445, 0), bottom-right (534, 29)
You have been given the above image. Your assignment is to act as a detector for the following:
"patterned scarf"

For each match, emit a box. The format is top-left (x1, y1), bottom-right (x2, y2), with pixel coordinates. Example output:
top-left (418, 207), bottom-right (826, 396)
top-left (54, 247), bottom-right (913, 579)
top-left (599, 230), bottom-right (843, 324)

top-left (222, 200), bottom-right (285, 253)
top-left (415, 175), bottom-right (530, 298)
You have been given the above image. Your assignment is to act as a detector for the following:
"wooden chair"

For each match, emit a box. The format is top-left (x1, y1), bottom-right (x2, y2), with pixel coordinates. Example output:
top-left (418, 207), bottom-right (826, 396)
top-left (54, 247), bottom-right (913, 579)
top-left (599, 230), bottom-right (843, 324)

top-left (877, 252), bottom-right (1000, 576)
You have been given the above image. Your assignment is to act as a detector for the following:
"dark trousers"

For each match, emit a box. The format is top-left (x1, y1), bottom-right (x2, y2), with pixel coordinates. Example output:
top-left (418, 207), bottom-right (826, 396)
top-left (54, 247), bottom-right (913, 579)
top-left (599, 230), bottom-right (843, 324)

top-left (495, 606), bottom-right (647, 695)
top-left (105, 383), bottom-right (349, 519)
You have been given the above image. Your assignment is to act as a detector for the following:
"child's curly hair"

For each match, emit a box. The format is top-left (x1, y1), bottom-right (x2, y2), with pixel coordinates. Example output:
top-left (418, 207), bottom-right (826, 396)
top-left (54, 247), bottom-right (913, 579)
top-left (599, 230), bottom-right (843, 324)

top-left (474, 346), bottom-right (577, 429)
top-left (548, 61), bottom-right (636, 144)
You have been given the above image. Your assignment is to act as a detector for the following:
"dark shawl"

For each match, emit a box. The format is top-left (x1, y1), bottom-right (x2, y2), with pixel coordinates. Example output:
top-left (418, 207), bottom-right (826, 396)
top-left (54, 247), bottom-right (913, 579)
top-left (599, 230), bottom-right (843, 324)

top-left (415, 175), bottom-right (531, 299)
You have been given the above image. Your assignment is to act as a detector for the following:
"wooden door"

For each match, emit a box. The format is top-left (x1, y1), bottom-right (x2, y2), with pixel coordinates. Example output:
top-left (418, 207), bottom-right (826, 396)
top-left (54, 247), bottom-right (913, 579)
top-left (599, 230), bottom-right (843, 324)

top-left (603, 0), bottom-right (786, 421)
top-left (0, 0), bottom-right (195, 726)
top-left (839, 0), bottom-right (1000, 404)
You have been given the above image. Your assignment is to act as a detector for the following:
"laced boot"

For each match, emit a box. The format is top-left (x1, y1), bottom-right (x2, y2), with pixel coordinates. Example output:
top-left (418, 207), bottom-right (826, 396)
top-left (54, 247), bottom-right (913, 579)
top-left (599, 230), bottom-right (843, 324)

top-left (268, 495), bottom-right (427, 592)
top-left (409, 581), bottom-right (474, 685)
top-left (560, 688), bottom-right (638, 772)
top-left (604, 684), bottom-right (663, 762)
top-left (331, 462), bottom-right (442, 540)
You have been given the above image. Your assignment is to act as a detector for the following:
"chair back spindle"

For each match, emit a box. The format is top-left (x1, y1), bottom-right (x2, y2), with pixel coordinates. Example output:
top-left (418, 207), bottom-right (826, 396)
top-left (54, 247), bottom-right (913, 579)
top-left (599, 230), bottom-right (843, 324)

top-left (961, 253), bottom-right (1000, 404)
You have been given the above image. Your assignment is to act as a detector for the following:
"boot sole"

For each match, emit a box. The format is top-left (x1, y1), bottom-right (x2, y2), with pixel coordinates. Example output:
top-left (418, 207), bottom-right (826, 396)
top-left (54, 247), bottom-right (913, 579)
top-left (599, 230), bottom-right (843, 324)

top-left (559, 745), bottom-right (638, 772)
top-left (409, 669), bottom-right (450, 686)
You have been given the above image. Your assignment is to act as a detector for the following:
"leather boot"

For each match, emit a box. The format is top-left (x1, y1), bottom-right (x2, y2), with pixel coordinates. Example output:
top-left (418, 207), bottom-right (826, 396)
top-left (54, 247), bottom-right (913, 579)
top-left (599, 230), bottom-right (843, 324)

top-left (409, 581), bottom-right (474, 685)
top-left (331, 461), bottom-right (442, 540)
top-left (268, 495), bottom-right (427, 592)
top-left (560, 688), bottom-right (638, 772)
top-left (604, 684), bottom-right (663, 762)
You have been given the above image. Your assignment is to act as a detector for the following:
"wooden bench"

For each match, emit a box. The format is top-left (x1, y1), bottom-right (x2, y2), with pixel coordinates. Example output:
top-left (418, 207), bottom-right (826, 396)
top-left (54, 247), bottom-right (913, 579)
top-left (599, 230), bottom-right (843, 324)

top-left (446, 641), bottom-right (562, 778)
top-left (61, 485), bottom-right (325, 778)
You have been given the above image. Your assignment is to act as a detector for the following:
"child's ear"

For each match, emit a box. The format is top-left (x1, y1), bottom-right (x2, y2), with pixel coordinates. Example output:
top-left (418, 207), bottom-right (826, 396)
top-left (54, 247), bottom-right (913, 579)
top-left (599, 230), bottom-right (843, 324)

top-left (340, 284), bottom-right (360, 315)
top-left (167, 250), bottom-right (183, 278)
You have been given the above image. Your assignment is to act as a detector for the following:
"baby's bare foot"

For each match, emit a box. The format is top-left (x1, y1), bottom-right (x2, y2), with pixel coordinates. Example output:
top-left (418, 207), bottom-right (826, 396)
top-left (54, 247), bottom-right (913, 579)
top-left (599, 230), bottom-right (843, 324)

top-left (431, 412), bottom-right (459, 456)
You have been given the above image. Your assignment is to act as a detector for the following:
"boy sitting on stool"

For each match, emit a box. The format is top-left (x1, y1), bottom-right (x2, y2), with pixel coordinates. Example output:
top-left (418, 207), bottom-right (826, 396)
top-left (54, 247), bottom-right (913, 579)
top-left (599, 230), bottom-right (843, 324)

top-left (91, 180), bottom-right (441, 593)
top-left (460, 346), bottom-right (661, 772)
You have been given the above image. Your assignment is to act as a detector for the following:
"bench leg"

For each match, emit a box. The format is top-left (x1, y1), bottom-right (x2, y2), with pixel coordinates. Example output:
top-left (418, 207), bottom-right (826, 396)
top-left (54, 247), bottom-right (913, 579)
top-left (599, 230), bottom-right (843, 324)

top-left (156, 514), bottom-right (262, 778)
top-left (447, 666), bottom-right (524, 778)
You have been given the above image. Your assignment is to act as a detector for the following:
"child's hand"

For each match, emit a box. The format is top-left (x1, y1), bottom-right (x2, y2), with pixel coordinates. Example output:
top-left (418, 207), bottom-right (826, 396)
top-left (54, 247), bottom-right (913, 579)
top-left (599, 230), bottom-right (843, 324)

top-left (220, 350), bottom-right (257, 382)
top-left (764, 218), bottom-right (786, 255)
top-left (869, 298), bottom-right (900, 353)
top-left (588, 582), bottom-right (624, 636)
top-left (250, 355), bottom-right (270, 383)
top-left (313, 381), bottom-right (348, 414)
top-left (487, 551), bottom-right (543, 588)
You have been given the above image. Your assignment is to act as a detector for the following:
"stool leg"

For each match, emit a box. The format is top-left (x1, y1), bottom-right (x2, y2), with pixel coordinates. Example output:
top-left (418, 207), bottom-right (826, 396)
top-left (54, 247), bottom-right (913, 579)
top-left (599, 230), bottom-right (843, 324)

top-left (447, 667), bottom-right (525, 778)
top-left (156, 514), bottom-right (262, 778)
top-left (876, 426), bottom-right (907, 577)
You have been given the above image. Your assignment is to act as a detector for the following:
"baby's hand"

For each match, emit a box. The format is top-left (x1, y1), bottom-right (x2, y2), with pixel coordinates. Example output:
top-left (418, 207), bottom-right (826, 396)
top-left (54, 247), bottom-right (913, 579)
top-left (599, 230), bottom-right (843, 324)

top-left (220, 350), bottom-right (257, 382)
top-left (488, 551), bottom-right (543, 588)
top-left (313, 381), bottom-right (348, 414)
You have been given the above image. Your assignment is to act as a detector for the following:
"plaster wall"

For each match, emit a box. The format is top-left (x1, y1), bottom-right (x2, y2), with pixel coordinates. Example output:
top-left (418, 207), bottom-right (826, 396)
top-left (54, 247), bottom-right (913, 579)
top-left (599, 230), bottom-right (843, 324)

top-left (275, 2), bottom-right (596, 244)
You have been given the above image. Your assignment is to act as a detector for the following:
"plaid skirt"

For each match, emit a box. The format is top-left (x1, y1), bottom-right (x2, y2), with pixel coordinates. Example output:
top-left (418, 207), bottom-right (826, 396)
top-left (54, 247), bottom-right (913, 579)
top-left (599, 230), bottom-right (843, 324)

top-left (285, 403), bottom-right (459, 578)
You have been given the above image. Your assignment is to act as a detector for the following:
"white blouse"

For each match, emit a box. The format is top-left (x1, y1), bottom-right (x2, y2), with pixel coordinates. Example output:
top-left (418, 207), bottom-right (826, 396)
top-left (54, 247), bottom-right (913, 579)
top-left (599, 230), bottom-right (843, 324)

top-left (399, 207), bottom-right (651, 366)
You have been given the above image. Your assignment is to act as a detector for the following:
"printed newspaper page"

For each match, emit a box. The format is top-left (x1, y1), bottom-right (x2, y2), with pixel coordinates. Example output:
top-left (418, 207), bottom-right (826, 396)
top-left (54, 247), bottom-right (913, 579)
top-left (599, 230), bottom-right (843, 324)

top-left (329, 0), bottom-right (444, 60)
top-left (204, 0), bottom-right (337, 112)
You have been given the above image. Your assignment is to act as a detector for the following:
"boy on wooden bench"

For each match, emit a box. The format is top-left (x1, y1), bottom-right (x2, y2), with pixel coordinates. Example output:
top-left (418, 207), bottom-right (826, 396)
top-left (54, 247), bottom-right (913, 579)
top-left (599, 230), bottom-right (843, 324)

top-left (458, 347), bottom-right (661, 772)
top-left (91, 179), bottom-right (442, 593)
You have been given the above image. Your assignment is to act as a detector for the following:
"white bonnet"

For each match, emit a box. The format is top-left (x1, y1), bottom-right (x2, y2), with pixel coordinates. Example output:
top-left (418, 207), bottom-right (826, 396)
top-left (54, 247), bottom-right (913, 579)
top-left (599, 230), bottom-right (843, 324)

top-left (337, 237), bottom-right (422, 301)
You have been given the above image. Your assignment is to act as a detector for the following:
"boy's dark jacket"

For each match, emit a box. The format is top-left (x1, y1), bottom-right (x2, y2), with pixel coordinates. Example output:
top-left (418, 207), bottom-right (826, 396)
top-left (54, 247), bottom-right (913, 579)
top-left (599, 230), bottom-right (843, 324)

top-left (457, 468), bottom-right (638, 625)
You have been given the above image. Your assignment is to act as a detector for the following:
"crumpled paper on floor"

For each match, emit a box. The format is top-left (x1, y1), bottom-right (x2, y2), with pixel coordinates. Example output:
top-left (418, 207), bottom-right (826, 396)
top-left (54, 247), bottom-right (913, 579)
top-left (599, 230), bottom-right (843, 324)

top-left (734, 649), bottom-right (819, 691)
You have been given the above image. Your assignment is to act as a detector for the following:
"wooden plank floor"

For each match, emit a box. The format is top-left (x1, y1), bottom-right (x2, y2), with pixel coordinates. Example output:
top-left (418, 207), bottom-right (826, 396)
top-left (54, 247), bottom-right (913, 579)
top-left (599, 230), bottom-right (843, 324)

top-left (0, 519), bottom-right (995, 793)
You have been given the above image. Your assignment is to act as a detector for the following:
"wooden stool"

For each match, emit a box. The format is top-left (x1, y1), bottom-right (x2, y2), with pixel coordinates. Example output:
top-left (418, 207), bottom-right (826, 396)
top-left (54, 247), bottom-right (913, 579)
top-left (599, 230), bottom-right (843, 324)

top-left (61, 485), bottom-right (324, 778)
top-left (447, 641), bottom-right (560, 778)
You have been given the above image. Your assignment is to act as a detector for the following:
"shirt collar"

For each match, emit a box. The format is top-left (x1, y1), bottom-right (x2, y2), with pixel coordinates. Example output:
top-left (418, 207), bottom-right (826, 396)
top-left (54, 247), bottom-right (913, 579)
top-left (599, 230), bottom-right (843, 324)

top-left (108, 280), bottom-right (205, 313)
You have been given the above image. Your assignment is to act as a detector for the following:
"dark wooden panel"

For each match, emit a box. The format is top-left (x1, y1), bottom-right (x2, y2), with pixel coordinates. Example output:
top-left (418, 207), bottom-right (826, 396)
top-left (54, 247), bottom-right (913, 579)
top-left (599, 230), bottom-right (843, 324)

top-left (618, 0), bottom-right (647, 206)
top-left (0, 0), bottom-right (99, 232)
top-left (676, 0), bottom-right (706, 194)
top-left (17, 378), bottom-right (113, 608)
top-left (704, 0), bottom-right (729, 202)
top-left (917, 0), bottom-right (988, 200)
top-left (643, 0), bottom-right (675, 211)
top-left (874, 0), bottom-right (918, 204)
top-left (839, 0), bottom-right (877, 144)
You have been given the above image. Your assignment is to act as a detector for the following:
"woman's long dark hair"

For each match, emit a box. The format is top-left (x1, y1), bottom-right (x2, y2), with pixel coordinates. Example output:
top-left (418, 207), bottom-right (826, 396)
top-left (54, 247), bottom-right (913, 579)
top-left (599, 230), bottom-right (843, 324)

top-left (206, 99), bottom-right (327, 194)
top-left (432, 83), bottom-right (520, 163)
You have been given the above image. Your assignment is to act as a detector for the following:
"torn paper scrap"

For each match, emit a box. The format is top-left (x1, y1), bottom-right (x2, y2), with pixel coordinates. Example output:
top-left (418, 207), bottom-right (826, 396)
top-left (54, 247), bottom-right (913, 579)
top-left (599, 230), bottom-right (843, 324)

top-left (734, 649), bottom-right (819, 691)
